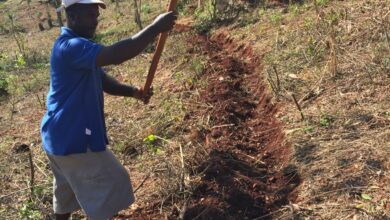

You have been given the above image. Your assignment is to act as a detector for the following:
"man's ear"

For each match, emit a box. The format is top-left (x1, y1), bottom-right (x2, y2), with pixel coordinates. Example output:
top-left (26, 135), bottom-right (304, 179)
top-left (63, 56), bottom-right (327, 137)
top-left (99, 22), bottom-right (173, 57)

top-left (66, 11), bottom-right (78, 23)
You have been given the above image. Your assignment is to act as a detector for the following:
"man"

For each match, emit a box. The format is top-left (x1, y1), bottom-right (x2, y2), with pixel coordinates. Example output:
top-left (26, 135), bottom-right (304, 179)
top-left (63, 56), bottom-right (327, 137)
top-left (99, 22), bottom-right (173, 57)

top-left (40, 0), bottom-right (177, 219)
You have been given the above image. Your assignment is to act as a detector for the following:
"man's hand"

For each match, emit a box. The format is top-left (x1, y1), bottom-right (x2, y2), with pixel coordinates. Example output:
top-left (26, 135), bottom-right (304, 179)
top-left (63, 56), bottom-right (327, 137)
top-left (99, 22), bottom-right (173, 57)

top-left (133, 87), bottom-right (154, 104)
top-left (96, 11), bottom-right (177, 67)
top-left (152, 11), bottom-right (178, 33)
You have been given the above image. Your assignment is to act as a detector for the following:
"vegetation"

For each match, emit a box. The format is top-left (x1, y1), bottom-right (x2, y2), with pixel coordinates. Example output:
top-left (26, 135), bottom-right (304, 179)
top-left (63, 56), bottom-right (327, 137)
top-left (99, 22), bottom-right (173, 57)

top-left (0, 0), bottom-right (389, 219)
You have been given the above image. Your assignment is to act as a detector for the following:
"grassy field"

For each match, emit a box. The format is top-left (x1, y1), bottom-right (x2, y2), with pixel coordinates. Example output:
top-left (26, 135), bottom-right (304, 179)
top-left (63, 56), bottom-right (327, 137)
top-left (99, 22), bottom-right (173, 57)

top-left (0, 0), bottom-right (389, 219)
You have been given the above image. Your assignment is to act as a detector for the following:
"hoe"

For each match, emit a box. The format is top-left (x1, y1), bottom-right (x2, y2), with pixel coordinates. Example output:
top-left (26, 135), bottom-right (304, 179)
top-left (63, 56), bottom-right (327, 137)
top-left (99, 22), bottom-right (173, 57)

top-left (142, 0), bottom-right (178, 100)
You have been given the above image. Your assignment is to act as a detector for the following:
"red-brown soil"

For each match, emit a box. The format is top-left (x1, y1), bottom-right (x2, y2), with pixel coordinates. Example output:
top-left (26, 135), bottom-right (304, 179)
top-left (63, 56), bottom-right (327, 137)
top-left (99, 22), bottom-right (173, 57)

top-left (124, 31), bottom-right (300, 219)
top-left (178, 32), bottom-right (299, 219)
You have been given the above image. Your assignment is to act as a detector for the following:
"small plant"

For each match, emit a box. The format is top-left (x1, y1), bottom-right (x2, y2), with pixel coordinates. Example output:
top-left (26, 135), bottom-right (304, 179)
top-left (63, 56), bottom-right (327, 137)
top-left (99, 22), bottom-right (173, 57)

top-left (194, 18), bottom-right (214, 34)
top-left (303, 17), bottom-right (315, 29)
top-left (143, 134), bottom-right (161, 154)
top-left (304, 126), bottom-right (314, 133)
top-left (18, 199), bottom-right (42, 220)
top-left (5, 74), bottom-right (25, 118)
top-left (0, 76), bottom-right (7, 93)
top-left (191, 58), bottom-right (205, 76)
top-left (270, 12), bottom-right (283, 25)
top-left (319, 114), bottom-right (334, 127)
top-left (141, 3), bottom-right (151, 14)
top-left (8, 13), bottom-right (27, 59)
top-left (15, 54), bottom-right (27, 68)
top-left (355, 192), bottom-right (387, 214)
top-left (315, 0), bottom-right (330, 7)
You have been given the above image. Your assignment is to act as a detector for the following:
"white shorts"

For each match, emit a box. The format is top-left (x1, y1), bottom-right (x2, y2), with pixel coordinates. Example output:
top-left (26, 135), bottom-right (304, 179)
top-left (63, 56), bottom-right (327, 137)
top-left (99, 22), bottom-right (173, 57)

top-left (47, 149), bottom-right (135, 220)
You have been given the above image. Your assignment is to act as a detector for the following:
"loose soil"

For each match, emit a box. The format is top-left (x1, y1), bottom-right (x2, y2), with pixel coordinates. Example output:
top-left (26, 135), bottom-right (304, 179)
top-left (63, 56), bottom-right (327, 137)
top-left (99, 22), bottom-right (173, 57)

top-left (125, 30), bottom-right (300, 219)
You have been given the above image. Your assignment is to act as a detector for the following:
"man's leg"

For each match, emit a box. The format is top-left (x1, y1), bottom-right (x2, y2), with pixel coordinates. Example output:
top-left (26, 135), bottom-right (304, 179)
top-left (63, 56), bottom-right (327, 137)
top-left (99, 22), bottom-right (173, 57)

top-left (47, 155), bottom-right (81, 217)
top-left (55, 213), bottom-right (71, 220)
top-left (48, 149), bottom-right (134, 220)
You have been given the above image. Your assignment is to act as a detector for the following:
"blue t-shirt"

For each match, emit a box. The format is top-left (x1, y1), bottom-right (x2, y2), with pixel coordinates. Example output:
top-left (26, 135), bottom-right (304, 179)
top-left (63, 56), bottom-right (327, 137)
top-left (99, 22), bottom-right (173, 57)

top-left (41, 27), bottom-right (109, 155)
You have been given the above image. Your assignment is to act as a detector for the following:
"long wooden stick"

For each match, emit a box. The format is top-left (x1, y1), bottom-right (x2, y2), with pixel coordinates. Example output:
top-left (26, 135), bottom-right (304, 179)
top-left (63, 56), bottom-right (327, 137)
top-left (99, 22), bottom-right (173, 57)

top-left (143, 0), bottom-right (178, 94)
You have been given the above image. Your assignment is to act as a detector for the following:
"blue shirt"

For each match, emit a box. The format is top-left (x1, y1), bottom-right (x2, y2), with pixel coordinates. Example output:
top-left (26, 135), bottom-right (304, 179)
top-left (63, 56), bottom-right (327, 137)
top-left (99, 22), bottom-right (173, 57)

top-left (41, 27), bottom-right (109, 155)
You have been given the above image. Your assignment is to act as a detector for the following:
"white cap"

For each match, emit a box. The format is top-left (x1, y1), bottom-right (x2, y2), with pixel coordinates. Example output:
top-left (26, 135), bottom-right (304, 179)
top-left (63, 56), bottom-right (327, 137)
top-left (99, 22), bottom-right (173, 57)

top-left (57, 0), bottom-right (106, 12)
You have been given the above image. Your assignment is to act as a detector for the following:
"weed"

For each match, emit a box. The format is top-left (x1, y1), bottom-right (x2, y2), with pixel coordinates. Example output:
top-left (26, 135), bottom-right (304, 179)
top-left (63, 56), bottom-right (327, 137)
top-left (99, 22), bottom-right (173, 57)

top-left (176, 0), bottom-right (193, 14)
top-left (324, 9), bottom-right (340, 26)
top-left (8, 13), bottom-right (28, 59)
top-left (258, 8), bottom-right (265, 19)
top-left (141, 3), bottom-right (151, 14)
top-left (193, 0), bottom-right (244, 33)
top-left (0, 75), bottom-right (7, 94)
top-left (192, 1), bottom-right (218, 34)
top-left (269, 12), bottom-right (283, 25)
top-left (355, 192), bottom-right (388, 214)
top-left (143, 134), bottom-right (161, 154)
top-left (304, 17), bottom-right (315, 29)
top-left (319, 114), bottom-right (334, 127)
top-left (383, 56), bottom-right (390, 75)
top-left (315, 0), bottom-right (330, 7)
top-left (191, 58), bottom-right (205, 76)
top-left (304, 126), bottom-right (314, 133)
top-left (14, 54), bottom-right (27, 68)
top-left (18, 199), bottom-right (42, 220)
top-left (194, 18), bottom-right (214, 34)
top-left (289, 4), bottom-right (305, 17)
top-left (113, 141), bottom-right (126, 152)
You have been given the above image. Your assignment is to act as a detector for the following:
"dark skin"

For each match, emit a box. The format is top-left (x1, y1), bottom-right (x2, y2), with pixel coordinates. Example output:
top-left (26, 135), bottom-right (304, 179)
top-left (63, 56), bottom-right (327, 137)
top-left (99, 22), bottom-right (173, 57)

top-left (66, 3), bottom-right (177, 103)
top-left (56, 4), bottom-right (177, 220)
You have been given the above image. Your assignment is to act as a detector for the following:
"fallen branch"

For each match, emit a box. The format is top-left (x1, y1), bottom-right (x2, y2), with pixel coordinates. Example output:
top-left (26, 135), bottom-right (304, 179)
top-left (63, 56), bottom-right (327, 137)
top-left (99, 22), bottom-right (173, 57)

top-left (290, 93), bottom-right (305, 121)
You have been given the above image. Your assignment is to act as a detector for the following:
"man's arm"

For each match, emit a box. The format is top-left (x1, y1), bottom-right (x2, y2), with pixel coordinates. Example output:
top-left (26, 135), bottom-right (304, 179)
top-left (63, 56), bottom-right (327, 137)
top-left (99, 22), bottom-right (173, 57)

top-left (102, 73), bottom-right (153, 103)
top-left (96, 11), bottom-right (177, 67)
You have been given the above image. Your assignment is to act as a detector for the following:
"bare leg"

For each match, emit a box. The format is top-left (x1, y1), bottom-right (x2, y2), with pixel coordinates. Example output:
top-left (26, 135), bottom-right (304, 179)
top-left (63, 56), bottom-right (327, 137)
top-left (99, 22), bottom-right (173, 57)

top-left (55, 213), bottom-right (71, 220)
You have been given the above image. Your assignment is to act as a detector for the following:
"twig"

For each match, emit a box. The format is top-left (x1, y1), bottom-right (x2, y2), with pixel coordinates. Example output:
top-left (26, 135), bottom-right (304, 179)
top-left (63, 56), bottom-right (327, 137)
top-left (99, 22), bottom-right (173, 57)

top-left (266, 71), bottom-right (278, 96)
top-left (36, 94), bottom-right (44, 109)
top-left (159, 193), bottom-right (172, 214)
top-left (133, 170), bottom-right (153, 194)
top-left (381, 11), bottom-right (390, 50)
top-left (298, 77), bottom-right (323, 104)
top-left (290, 93), bottom-right (305, 121)
top-left (155, 135), bottom-right (173, 143)
top-left (179, 143), bottom-right (185, 192)
top-left (211, 123), bottom-right (235, 129)
top-left (382, 20), bottom-right (390, 50)
top-left (28, 146), bottom-right (35, 198)
top-left (328, 24), bottom-right (338, 77)
top-left (272, 66), bottom-right (280, 90)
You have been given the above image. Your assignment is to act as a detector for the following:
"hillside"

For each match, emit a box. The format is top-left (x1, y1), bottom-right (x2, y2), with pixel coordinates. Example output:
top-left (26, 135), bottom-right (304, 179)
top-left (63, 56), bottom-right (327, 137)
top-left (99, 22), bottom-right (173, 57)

top-left (0, 0), bottom-right (389, 219)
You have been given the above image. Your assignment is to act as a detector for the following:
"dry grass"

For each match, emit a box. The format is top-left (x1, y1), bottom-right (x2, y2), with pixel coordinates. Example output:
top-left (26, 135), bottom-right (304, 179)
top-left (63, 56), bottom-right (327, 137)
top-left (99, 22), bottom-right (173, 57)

top-left (226, 0), bottom-right (390, 219)
top-left (0, 0), bottom-right (200, 218)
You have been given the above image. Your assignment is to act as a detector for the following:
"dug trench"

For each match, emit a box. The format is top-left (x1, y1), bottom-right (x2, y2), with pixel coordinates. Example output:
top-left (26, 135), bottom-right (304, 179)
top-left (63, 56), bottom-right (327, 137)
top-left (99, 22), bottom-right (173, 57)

top-left (124, 31), bottom-right (301, 219)
top-left (178, 32), bottom-right (300, 219)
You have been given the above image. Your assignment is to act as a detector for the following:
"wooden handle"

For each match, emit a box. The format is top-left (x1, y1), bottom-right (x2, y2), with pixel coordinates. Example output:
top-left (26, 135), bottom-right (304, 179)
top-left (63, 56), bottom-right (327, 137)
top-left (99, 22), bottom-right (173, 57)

top-left (143, 0), bottom-right (178, 94)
